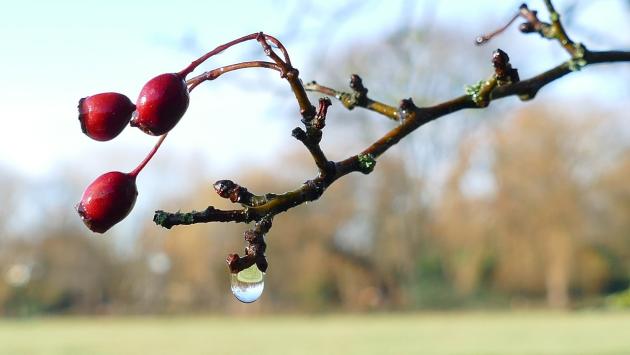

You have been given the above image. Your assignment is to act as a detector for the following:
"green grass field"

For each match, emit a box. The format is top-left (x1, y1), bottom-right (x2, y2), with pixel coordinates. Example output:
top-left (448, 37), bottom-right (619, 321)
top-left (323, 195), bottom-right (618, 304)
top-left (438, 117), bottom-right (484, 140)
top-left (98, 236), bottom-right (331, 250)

top-left (0, 312), bottom-right (629, 355)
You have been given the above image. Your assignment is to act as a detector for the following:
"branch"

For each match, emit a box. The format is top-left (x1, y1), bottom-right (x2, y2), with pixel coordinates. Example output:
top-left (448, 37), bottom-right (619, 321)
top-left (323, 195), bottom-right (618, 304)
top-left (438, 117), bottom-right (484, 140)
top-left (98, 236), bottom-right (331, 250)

top-left (292, 97), bottom-right (335, 176)
top-left (154, 207), bottom-right (249, 229)
top-left (155, 55), bottom-right (629, 227)
top-left (151, 2), bottom-right (630, 273)
top-left (186, 61), bottom-right (282, 91)
top-left (227, 216), bottom-right (272, 273)
top-left (476, 3), bottom-right (582, 58)
top-left (327, 49), bottom-right (629, 170)
top-left (304, 75), bottom-right (400, 121)
top-left (255, 33), bottom-right (316, 122)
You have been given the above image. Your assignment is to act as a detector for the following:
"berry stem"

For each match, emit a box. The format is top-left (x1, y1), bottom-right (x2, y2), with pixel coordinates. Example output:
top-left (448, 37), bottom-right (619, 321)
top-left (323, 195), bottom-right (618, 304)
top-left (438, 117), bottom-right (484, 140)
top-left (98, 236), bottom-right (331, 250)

top-left (260, 33), bottom-right (292, 67)
top-left (178, 33), bottom-right (260, 77)
top-left (178, 33), bottom-right (291, 78)
top-left (129, 134), bottom-right (167, 178)
top-left (186, 61), bottom-right (282, 91)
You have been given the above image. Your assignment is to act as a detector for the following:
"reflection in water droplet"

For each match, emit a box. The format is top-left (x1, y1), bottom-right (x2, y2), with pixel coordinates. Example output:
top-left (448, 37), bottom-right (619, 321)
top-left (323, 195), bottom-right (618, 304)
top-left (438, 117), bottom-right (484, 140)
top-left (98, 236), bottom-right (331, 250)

top-left (230, 264), bottom-right (264, 303)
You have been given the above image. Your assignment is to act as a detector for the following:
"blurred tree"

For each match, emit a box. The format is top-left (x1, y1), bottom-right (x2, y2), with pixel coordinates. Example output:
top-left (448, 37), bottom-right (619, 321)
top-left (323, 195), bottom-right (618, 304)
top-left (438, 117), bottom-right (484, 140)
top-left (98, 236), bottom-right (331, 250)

top-left (434, 139), bottom-right (494, 297)
top-left (0, 232), bottom-right (115, 315)
top-left (434, 107), bottom-right (629, 308)
top-left (490, 110), bottom-right (585, 308)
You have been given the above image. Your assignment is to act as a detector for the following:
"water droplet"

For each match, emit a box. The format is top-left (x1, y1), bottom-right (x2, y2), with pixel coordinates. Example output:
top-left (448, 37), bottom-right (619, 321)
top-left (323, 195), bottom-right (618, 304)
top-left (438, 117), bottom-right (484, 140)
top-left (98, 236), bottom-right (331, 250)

top-left (230, 264), bottom-right (264, 303)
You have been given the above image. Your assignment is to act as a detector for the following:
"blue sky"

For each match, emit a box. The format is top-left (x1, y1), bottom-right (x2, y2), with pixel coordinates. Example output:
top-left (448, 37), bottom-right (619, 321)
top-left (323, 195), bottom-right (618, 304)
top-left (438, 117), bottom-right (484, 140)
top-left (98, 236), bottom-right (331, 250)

top-left (0, 0), bottom-right (627, 243)
top-left (0, 0), bottom-right (628, 181)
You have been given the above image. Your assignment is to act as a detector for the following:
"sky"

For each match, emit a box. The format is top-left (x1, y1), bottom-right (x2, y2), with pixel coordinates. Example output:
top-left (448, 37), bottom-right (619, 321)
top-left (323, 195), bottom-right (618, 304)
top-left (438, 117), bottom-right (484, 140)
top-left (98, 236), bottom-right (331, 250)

top-left (0, 0), bottom-right (627, 181)
top-left (0, 0), bottom-right (627, 240)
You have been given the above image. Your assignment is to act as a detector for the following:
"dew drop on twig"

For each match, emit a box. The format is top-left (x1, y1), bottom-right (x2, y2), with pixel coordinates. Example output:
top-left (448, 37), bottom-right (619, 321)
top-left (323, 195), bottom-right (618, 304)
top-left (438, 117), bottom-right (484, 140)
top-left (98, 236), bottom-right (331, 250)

top-left (230, 264), bottom-right (264, 303)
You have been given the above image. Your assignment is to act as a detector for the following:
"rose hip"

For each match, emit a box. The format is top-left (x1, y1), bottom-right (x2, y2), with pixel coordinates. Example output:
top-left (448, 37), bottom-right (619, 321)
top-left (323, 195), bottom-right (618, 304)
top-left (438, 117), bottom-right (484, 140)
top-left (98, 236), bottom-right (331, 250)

top-left (131, 73), bottom-right (189, 135)
top-left (78, 92), bottom-right (135, 141)
top-left (77, 135), bottom-right (166, 233)
top-left (77, 171), bottom-right (138, 233)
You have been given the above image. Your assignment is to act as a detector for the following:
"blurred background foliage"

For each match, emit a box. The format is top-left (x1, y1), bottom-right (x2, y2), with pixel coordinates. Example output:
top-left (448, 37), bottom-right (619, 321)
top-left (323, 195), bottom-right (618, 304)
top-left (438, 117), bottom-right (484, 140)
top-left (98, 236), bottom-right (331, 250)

top-left (3, 109), bottom-right (629, 315)
top-left (1, 0), bottom-right (629, 316)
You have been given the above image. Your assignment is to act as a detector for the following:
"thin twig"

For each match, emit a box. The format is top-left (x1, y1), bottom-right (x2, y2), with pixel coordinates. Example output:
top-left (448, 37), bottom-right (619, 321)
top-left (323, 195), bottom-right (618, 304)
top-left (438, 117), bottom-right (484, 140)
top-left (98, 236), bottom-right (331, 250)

top-left (186, 61), bottom-right (282, 91)
top-left (304, 80), bottom-right (400, 121)
top-left (155, 49), bottom-right (630, 229)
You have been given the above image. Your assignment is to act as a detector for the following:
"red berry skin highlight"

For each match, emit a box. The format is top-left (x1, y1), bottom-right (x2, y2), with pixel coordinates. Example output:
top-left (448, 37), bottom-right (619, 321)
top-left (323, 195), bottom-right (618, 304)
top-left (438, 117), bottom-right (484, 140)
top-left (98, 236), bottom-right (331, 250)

top-left (78, 93), bottom-right (136, 141)
top-left (77, 172), bottom-right (138, 233)
top-left (131, 73), bottom-right (189, 136)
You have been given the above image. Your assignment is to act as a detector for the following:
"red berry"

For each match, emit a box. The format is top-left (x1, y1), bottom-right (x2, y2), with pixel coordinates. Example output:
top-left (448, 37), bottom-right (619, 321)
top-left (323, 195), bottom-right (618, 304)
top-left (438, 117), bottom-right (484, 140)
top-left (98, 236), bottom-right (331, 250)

top-left (78, 93), bottom-right (136, 141)
top-left (131, 73), bottom-right (189, 135)
top-left (77, 172), bottom-right (138, 233)
top-left (76, 134), bottom-right (166, 234)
